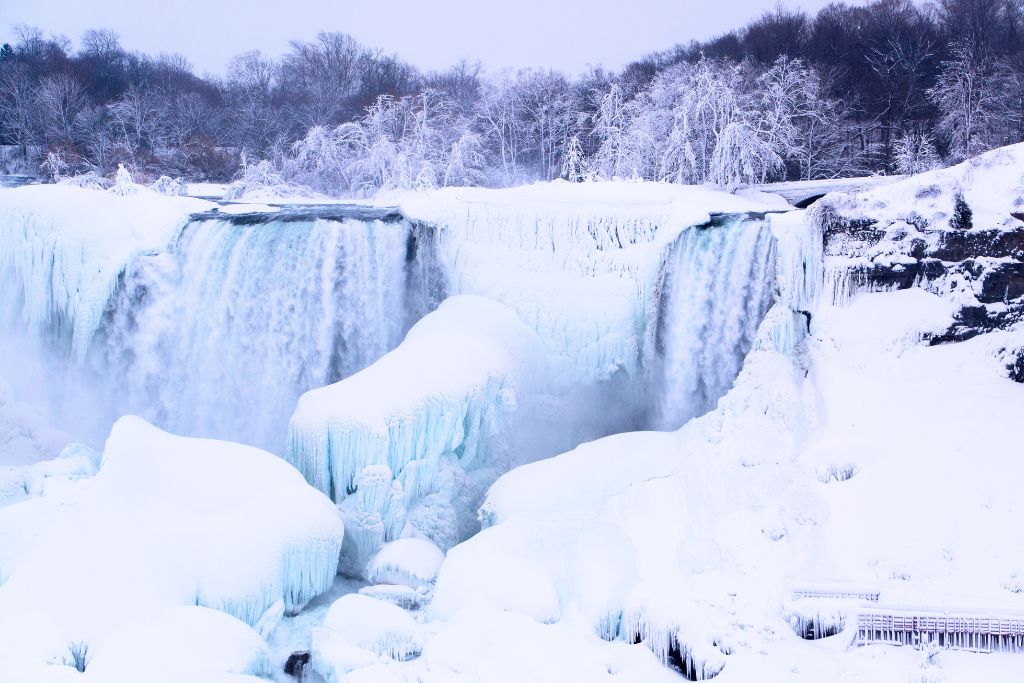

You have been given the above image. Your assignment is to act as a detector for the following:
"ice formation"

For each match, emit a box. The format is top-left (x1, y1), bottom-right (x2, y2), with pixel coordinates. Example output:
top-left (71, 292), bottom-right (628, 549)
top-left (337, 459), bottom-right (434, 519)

top-left (287, 295), bottom-right (546, 573)
top-left (0, 442), bottom-right (99, 508)
top-left (0, 416), bottom-right (343, 674)
top-left (402, 183), bottom-right (777, 387)
top-left (0, 185), bottom-right (209, 359)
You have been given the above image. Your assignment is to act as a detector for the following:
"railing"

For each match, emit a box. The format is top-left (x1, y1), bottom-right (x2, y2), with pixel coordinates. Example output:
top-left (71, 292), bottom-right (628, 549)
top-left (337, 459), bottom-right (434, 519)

top-left (857, 609), bottom-right (1024, 653)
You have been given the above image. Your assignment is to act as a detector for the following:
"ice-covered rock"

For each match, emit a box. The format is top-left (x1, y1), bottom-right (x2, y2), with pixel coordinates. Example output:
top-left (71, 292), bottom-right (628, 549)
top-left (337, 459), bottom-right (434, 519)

top-left (0, 416), bottom-right (344, 673)
top-left (366, 537), bottom-right (445, 588)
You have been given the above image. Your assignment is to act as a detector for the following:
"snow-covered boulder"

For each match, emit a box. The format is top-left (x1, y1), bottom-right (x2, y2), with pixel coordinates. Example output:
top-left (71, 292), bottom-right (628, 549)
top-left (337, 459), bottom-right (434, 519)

top-left (311, 594), bottom-right (422, 681)
top-left (83, 606), bottom-right (272, 679)
top-left (366, 537), bottom-right (445, 588)
top-left (0, 416), bottom-right (344, 673)
top-left (287, 295), bottom-right (548, 575)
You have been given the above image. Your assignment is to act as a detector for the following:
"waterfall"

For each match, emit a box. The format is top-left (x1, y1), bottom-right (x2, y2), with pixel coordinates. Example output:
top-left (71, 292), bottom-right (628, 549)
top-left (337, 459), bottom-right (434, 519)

top-left (646, 216), bottom-right (777, 430)
top-left (93, 215), bottom-right (443, 451)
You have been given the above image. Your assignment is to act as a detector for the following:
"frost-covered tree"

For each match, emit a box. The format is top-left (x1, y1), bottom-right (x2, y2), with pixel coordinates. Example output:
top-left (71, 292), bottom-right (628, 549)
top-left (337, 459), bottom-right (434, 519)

top-left (39, 149), bottom-right (68, 181)
top-left (927, 42), bottom-right (1013, 161)
top-left (477, 72), bottom-right (527, 184)
top-left (591, 84), bottom-right (641, 180)
top-left (444, 130), bottom-right (486, 187)
top-left (893, 132), bottom-right (941, 174)
top-left (560, 134), bottom-right (587, 182)
top-left (35, 73), bottom-right (90, 146)
top-left (708, 120), bottom-right (783, 189)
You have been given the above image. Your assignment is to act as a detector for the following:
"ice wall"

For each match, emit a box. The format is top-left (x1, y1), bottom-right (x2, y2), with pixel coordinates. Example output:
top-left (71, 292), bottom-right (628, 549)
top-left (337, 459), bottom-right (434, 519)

top-left (286, 295), bottom-right (546, 575)
top-left (402, 183), bottom-right (776, 389)
top-left (98, 214), bottom-right (440, 449)
top-left (645, 216), bottom-right (777, 429)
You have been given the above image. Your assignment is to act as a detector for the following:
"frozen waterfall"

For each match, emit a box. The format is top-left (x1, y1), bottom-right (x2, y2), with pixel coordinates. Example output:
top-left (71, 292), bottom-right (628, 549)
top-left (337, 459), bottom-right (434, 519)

top-left (95, 213), bottom-right (443, 450)
top-left (645, 215), bottom-right (777, 430)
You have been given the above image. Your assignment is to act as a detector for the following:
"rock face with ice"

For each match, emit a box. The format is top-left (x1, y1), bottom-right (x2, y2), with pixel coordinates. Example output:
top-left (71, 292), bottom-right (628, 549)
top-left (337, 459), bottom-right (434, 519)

top-left (0, 416), bottom-right (343, 675)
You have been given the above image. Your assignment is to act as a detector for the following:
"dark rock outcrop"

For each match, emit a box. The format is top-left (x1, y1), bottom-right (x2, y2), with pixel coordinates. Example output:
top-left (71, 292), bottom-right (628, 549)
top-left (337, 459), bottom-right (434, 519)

top-left (820, 201), bottom-right (1024, 344)
top-left (284, 651), bottom-right (311, 679)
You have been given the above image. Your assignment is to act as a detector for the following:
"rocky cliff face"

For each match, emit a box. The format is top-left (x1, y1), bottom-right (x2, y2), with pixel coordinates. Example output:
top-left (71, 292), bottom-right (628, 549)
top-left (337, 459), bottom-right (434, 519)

top-left (820, 204), bottom-right (1024, 344)
top-left (810, 144), bottom-right (1024, 381)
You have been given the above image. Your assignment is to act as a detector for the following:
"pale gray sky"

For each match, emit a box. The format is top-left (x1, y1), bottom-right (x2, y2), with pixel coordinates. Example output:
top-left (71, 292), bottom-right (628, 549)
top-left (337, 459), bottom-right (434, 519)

top-left (1, 0), bottom-right (864, 77)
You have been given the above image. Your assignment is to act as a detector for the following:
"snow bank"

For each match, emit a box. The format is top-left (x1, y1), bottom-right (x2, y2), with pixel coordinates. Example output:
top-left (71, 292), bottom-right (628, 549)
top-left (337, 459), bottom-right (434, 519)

top-left (0, 185), bottom-right (212, 358)
top-left (825, 142), bottom-right (1024, 231)
top-left (287, 295), bottom-right (547, 574)
top-left (0, 416), bottom-right (344, 673)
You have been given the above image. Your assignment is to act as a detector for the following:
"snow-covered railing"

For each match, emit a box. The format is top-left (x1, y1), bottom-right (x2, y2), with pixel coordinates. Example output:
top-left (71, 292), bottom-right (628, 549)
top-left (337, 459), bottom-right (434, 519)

top-left (856, 608), bottom-right (1024, 653)
top-left (791, 584), bottom-right (880, 602)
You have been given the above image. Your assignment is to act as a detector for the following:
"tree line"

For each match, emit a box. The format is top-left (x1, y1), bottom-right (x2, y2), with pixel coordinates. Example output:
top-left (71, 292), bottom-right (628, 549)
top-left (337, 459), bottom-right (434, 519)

top-left (1, 0), bottom-right (1022, 196)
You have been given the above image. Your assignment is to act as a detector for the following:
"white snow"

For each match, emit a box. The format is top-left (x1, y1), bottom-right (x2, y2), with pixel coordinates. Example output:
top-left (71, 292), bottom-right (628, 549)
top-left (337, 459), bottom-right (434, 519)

top-left (0, 416), bottom-right (344, 675)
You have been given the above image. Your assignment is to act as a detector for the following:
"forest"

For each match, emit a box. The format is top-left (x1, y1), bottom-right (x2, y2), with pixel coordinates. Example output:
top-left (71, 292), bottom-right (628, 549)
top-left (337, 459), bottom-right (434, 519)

top-left (1, 0), bottom-right (1022, 195)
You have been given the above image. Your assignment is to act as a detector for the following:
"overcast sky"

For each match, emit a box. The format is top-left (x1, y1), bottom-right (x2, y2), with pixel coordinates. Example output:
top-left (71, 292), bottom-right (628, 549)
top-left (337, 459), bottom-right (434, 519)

top-left (1, 0), bottom-right (865, 77)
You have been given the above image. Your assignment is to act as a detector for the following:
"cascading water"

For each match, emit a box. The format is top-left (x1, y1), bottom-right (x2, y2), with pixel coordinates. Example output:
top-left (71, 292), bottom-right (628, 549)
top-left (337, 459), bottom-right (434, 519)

top-left (645, 215), bottom-right (777, 430)
top-left (93, 214), bottom-right (443, 451)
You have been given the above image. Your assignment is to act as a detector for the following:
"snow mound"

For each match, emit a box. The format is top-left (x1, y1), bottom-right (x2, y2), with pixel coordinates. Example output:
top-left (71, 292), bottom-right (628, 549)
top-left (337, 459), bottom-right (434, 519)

top-left (0, 184), bottom-right (212, 358)
top-left (83, 606), bottom-right (271, 679)
top-left (287, 295), bottom-right (547, 575)
top-left (366, 538), bottom-right (445, 588)
top-left (0, 416), bottom-right (344, 673)
top-left (311, 594), bottom-right (422, 681)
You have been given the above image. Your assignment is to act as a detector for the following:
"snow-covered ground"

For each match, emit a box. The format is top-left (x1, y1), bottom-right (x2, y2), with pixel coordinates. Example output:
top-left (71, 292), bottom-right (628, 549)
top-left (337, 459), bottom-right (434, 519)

top-left (0, 150), bottom-right (1022, 682)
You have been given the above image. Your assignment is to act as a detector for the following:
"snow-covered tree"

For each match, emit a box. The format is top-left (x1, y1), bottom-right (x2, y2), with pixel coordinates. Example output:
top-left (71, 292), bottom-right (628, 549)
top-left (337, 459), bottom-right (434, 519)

top-left (108, 162), bottom-right (139, 195)
top-left (39, 149), bottom-right (68, 181)
top-left (927, 42), bottom-right (1013, 161)
top-left (560, 134), bottom-right (587, 182)
top-left (893, 133), bottom-right (942, 174)
top-left (444, 131), bottom-right (487, 187)
top-left (591, 84), bottom-right (639, 180)
top-left (708, 119), bottom-right (783, 189)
